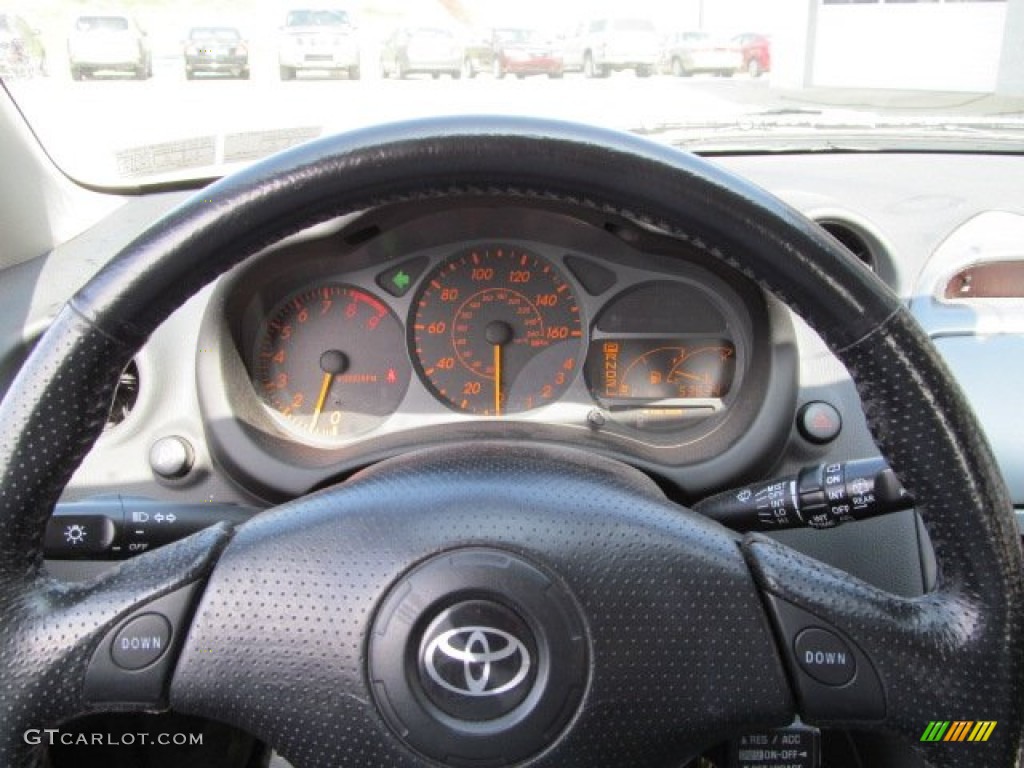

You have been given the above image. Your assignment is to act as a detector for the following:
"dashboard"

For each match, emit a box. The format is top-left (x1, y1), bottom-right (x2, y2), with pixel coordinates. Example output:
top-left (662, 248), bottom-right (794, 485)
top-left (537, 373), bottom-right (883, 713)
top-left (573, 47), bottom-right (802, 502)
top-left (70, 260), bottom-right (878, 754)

top-left (198, 201), bottom-right (784, 499)
top-left (3, 135), bottom-right (1023, 768)
top-left (0, 151), bottom-right (1018, 605)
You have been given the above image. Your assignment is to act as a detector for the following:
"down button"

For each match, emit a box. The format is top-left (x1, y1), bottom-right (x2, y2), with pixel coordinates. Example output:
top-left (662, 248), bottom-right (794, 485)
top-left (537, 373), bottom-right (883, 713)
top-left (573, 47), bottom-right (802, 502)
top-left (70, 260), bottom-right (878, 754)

top-left (111, 614), bottom-right (172, 671)
top-left (794, 627), bottom-right (856, 686)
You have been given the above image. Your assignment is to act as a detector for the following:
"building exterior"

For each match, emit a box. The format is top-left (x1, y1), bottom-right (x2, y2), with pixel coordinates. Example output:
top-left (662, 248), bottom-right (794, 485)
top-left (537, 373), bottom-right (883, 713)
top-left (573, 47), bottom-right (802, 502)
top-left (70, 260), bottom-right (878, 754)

top-left (772, 0), bottom-right (1024, 95)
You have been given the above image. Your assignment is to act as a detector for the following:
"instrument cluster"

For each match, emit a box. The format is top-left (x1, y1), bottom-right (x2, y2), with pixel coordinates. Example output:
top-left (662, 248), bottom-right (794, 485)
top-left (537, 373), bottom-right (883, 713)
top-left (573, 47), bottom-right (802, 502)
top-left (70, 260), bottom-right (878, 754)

top-left (198, 202), bottom-right (784, 498)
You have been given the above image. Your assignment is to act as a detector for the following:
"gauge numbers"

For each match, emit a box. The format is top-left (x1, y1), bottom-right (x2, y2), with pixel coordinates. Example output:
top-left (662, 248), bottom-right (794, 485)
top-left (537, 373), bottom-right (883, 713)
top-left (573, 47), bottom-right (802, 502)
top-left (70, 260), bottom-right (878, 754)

top-left (253, 284), bottom-right (410, 444)
top-left (411, 247), bottom-right (584, 415)
top-left (591, 339), bottom-right (736, 402)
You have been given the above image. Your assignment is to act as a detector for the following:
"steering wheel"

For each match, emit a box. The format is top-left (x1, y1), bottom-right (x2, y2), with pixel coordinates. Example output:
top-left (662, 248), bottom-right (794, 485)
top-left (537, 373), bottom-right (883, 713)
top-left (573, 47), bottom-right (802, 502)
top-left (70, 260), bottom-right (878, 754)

top-left (0, 117), bottom-right (1020, 768)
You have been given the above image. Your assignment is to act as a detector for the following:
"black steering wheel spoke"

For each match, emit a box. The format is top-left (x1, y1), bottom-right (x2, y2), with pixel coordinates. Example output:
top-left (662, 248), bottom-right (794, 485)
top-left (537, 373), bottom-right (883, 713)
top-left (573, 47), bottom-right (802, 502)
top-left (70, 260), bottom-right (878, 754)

top-left (746, 531), bottom-right (1017, 768)
top-left (0, 525), bottom-right (229, 765)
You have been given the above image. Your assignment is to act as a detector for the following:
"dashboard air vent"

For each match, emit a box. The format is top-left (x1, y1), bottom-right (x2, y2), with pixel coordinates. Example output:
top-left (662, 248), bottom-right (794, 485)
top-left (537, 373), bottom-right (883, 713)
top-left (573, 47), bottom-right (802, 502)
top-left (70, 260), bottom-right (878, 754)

top-left (106, 360), bottom-right (140, 429)
top-left (817, 220), bottom-right (876, 272)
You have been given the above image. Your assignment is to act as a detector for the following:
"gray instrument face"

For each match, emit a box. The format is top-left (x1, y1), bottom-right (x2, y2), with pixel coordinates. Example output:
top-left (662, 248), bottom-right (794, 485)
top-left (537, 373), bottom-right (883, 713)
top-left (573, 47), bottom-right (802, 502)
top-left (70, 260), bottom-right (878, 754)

top-left (409, 245), bottom-right (584, 416)
top-left (252, 284), bottom-right (411, 445)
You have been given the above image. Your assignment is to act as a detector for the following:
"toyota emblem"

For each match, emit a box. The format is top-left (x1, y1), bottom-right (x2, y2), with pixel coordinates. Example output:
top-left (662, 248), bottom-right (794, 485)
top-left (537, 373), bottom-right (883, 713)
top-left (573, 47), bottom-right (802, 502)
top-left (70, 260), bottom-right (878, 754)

top-left (423, 625), bottom-right (532, 697)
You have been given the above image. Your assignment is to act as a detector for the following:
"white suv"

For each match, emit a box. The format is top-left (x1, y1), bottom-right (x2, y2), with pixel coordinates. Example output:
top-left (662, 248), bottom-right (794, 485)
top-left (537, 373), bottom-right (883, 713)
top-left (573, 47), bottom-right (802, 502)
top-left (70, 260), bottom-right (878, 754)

top-left (67, 14), bottom-right (151, 80)
top-left (278, 8), bottom-right (360, 80)
top-left (562, 17), bottom-right (659, 78)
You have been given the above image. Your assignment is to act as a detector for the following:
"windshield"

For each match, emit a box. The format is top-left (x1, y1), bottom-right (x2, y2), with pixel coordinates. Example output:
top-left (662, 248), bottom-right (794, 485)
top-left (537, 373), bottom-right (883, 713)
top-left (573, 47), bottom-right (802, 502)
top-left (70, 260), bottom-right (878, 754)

top-left (189, 28), bottom-right (241, 42)
top-left (408, 28), bottom-right (453, 38)
top-left (73, 16), bottom-right (130, 32)
top-left (494, 29), bottom-right (542, 44)
top-left (612, 19), bottom-right (657, 33)
top-left (3, 0), bottom-right (1023, 186)
top-left (285, 10), bottom-right (350, 28)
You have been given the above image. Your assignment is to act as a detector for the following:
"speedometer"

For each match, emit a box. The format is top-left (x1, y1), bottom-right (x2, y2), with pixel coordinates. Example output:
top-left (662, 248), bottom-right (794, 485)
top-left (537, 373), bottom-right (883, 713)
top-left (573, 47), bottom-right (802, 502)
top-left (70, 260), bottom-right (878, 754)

top-left (411, 246), bottom-right (583, 415)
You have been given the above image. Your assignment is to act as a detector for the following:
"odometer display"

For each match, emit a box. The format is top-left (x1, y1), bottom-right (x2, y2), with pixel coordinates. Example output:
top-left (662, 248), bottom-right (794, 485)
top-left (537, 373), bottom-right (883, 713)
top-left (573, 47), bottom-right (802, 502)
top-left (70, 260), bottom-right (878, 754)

top-left (411, 247), bottom-right (583, 415)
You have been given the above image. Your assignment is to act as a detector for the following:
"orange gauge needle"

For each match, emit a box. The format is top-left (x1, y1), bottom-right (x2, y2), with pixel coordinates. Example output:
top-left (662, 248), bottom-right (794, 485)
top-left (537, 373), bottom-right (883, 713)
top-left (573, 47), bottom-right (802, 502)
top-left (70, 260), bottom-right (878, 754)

top-left (493, 343), bottom-right (502, 416)
top-left (311, 371), bottom-right (333, 432)
top-left (673, 370), bottom-right (703, 382)
top-left (311, 349), bottom-right (349, 432)
top-left (484, 321), bottom-right (512, 417)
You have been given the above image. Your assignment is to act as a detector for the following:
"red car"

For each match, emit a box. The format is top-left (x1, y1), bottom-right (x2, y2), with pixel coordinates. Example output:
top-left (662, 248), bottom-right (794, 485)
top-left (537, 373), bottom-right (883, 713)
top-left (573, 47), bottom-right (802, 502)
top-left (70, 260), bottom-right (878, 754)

top-left (733, 32), bottom-right (770, 78)
top-left (491, 28), bottom-right (563, 79)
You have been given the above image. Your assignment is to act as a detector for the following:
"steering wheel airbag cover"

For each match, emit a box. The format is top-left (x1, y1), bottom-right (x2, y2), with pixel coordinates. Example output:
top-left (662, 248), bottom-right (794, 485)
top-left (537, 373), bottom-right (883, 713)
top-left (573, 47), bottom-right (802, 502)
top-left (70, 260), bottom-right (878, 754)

top-left (170, 443), bottom-right (794, 767)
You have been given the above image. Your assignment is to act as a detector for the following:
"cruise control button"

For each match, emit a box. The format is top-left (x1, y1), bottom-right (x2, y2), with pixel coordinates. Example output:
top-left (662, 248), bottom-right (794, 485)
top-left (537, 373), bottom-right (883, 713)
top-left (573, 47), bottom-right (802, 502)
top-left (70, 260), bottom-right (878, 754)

top-left (794, 627), bottom-right (856, 686)
top-left (111, 614), bottom-right (172, 671)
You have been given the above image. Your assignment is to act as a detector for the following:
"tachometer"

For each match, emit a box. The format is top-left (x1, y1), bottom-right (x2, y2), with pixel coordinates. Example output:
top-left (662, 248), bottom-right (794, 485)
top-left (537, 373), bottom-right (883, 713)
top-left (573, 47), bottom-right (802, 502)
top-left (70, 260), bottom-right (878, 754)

top-left (411, 246), bottom-right (583, 415)
top-left (253, 284), bottom-right (410, 443)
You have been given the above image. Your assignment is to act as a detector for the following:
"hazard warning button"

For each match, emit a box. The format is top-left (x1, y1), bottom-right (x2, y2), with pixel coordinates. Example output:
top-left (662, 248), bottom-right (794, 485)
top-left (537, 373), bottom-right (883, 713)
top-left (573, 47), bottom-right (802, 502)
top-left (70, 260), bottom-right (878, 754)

top-left (797, 402), bottom-right (842, 445)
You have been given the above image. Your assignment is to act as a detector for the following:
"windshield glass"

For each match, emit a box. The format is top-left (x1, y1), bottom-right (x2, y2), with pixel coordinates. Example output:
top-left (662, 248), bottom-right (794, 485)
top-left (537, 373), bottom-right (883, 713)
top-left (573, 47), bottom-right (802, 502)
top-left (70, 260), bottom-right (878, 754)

top-left (408, 28), bottom-right (452, 38)
top-left (612, 19), bottom-right (657, 32)
top-left (74, 16), bottom-right (130, 32)
top-left (494, 28), bottom-right (542, 44)
top-left (3, 0), bottom-right (1023, 186)
top-left (190, 28), bottom-right (241, 41)
top-left (285, 10), bottom-right (351, 28)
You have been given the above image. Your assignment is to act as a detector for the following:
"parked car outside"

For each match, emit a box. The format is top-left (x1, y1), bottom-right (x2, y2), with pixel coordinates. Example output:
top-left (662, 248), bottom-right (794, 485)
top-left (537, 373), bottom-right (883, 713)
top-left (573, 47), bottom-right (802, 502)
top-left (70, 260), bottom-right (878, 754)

top-left (562, 17), bottom-right (659, 78)
top-left (660, 31), bottom-right (742, 78)
top-left (380, 26), bottom-right (463, 80)
top-left (0, 13), bottom-right (46, 79)
top-left (732, 32), bottom-right (771, 77)
top-left (489, 28), bottom-right (563, 79)
top-left (278, 8), bottom-right (360, 80)
top-left (184, 27), bottom-right (249, 80)
top-left (67, 14), bottom-right (151, 81)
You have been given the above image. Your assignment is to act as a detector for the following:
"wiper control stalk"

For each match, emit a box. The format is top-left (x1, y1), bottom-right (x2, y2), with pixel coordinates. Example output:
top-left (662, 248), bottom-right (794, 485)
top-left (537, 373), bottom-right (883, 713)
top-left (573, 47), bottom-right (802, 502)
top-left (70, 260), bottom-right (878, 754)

top-left (695, 457), bottom-right (913, 532)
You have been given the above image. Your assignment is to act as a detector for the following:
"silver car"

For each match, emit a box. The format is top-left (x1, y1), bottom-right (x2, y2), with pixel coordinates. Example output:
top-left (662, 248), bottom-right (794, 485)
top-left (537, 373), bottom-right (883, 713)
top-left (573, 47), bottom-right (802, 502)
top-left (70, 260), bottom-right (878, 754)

top-left (278, 8), bottom-right (360, 80)
top-left (660, 32), bottom-right (743, 78)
